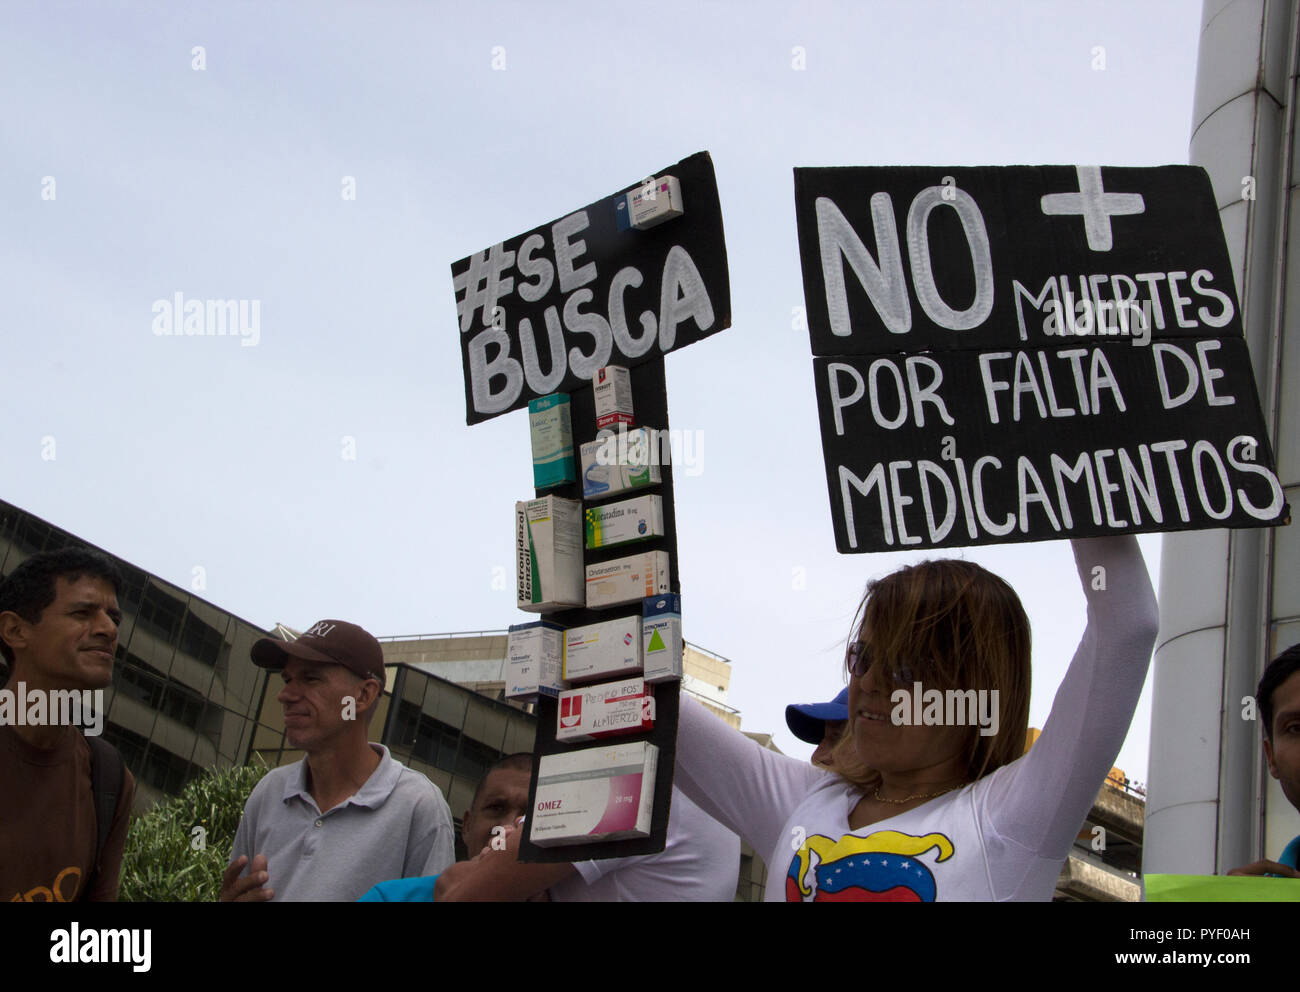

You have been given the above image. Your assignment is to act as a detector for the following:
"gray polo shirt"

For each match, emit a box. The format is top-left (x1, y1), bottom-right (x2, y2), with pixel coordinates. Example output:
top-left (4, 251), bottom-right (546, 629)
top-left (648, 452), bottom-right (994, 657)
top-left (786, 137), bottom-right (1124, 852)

top-left (230, 744), bottom-right (454, 901)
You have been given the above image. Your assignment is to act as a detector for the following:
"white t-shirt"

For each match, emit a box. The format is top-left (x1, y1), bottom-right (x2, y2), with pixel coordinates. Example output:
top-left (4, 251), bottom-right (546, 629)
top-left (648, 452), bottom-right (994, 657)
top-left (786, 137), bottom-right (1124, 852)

top-left (549, 787), bottom-right (740, 901)
top-left (673, 536), bottom-right (1159, 902)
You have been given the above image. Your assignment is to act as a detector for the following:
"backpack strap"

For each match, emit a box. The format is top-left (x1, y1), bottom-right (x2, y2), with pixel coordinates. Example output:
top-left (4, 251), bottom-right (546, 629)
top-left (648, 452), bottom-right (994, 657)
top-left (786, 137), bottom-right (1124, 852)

top-left (83, 734), bottom-right (126, 899)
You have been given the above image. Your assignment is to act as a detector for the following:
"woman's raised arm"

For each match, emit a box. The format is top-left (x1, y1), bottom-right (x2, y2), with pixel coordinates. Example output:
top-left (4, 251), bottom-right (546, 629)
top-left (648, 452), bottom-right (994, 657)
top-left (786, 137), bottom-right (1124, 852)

top-left (674, 694), bottom-right (828, 859)
top-left (980, 534), bottom-right (1160, 896)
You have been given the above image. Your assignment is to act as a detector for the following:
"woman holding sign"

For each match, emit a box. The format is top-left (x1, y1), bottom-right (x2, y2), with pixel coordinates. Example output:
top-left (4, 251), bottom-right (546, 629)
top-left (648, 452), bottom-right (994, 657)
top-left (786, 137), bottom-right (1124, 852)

top-left (673, 535), bottom-right (1159, 901)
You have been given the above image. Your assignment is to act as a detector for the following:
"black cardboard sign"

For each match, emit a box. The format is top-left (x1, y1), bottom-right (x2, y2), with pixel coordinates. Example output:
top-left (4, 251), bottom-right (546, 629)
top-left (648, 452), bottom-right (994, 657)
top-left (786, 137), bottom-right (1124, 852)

top-left (449, 151), bottom-right (727, 858)
top-left (517, 358), bottom-right (681, 864)
top-left (795, 165), bottom-right (1288, 552)
top-left (452, 151), bottom-right (731, 425)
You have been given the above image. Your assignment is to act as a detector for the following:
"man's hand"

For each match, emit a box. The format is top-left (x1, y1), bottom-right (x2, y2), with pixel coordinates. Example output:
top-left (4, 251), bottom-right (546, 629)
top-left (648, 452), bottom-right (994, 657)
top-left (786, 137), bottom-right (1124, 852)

top-left (436, 819), bottom-right (576, 901)
top-left (480, 821), bottom-right (547, 899)
top-left (1226, 859), bottom-right (1300, 878)
top-left (477, 818), bottom-right (524, 858)
top-left (220, 854), bottom-right (275, 901)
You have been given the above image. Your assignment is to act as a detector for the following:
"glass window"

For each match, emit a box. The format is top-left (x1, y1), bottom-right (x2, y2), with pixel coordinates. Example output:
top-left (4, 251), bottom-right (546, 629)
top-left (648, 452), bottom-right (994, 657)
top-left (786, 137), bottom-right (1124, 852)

top-left (453, 736), bottom-right (499, 784)
top-left (179, 609), bottom-right (225, 668)
top-left (391, 699), bottom-right (422, 756)
top-left (116, 564), bottom-right (148, 613)
top-left (101, 724), bottom-right (149, 779)
top-left (13, 515), bottom-right (51, 553)
top-left (113, 654), bottom-right (168, 709)
top-left (136, 583), bottom-right (186, 645)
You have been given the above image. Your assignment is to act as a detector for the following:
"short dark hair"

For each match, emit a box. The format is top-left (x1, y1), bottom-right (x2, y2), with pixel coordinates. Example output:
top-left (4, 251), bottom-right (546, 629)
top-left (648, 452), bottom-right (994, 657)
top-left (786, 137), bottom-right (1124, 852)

top-left (469, 752), bottom-right (533, 812)
top-left (1258, 644), bottom-right (1300, 741)
top-left (0, 548), bottom-right (123, 666)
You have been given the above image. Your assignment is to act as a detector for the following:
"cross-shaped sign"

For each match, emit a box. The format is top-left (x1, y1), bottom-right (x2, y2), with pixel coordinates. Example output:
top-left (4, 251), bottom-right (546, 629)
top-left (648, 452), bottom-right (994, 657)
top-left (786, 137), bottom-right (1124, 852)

top-left (1040, 165), bottom-right (1146, 252)
top-left (450, 152), bottom-right (731, 861)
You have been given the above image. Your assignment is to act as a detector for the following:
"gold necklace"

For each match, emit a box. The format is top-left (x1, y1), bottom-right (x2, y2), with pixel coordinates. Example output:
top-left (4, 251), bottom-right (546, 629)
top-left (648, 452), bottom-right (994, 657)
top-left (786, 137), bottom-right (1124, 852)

top-left (873, 783), bottom-right (961, 804)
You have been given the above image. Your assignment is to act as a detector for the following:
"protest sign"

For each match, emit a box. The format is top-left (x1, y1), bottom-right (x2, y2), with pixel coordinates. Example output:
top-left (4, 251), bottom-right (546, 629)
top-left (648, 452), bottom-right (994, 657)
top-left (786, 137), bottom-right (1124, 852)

top-left (453, 151), bottom-right (731, 425)
top-left (519, 363), bottom-right (684, 864)
top-left (452, 155), bottom-right (730, 862)
top-left (1144, 873), bottom-right (1300, 902)
top-left (794, 165), bottom-right (1288, 552)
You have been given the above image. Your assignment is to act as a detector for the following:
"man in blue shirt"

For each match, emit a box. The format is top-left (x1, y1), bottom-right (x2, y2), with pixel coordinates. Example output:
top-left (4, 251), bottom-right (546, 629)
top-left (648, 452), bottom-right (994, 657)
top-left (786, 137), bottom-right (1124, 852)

top-left (359, 753), bottom-right (532, 901)
top-left (1228, 644), bottom-right (1300, 878)
top-left (364, 750), bottom-right (739, 901)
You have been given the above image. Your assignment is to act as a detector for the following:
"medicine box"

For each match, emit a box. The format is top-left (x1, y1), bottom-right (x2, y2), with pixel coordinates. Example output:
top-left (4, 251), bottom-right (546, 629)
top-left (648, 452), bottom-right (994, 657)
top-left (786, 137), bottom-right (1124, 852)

top-left (626, 176), bottom-right (684, 231)
top-left (593, 366), bottom-right (633, 429)
top-left (641, 593), bottom-right (682, 683)
top-left (528, 393), bottom-right (576, 489)
top-left (556, 677), bottom-right (654, 742)
top-left (505, 621), bottom-right (565, 699)
top-left (584, 495), bottom-right (664, 550)
top-left (586, 551), bottom-right (670, 609)
top-left (580, 428), bottom-right (662, 501)
top-left (563, 614), bottom-right (642, 683)
top-left (530, 741), bottom-right (658, 847)
top-left (516, 496), bottom-right (584, 612)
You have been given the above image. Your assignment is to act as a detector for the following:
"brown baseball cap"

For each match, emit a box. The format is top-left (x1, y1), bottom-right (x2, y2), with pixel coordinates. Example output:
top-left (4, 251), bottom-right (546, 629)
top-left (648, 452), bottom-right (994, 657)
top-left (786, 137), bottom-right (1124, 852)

top-left (250, 619), bottom-right (385, 683)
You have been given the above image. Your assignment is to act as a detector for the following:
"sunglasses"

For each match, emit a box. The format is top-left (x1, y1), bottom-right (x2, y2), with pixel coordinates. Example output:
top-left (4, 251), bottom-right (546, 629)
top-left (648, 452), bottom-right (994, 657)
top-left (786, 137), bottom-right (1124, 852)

top-left (846, 641), bottom-right (920, 686)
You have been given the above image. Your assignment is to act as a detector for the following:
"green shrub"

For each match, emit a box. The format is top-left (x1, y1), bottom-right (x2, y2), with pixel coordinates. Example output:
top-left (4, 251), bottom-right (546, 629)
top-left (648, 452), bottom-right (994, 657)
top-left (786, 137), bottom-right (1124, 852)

top-left (119, 760), bottom-right (270, 902)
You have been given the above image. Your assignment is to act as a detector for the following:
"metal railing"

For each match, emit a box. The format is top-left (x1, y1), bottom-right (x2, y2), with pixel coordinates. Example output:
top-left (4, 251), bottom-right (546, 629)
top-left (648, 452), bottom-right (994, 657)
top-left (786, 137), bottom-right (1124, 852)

top-left (683, 640), bottom-right (732, 665)
top-left (378, 629), bottom-right (509, 643)
top-left (377, 630), bottom-right (735, 669)
top-left (1106, 775), bottom-right (1147, 800)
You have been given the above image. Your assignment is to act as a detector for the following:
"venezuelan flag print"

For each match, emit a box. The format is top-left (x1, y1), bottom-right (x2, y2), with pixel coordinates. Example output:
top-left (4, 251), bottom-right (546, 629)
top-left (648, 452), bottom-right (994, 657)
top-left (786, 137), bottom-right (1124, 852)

top-left (785, 830), bottom-right (955, 902)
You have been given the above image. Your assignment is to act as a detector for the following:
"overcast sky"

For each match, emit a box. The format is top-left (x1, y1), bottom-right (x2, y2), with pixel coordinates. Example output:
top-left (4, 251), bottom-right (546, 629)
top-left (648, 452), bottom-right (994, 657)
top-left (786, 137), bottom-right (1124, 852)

top-left (0, 1), bottom-right (1206, 778)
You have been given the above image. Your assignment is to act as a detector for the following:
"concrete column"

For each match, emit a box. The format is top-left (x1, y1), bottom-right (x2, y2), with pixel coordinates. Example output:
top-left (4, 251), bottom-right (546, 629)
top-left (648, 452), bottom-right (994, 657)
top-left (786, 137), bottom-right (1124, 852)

top-left (1146, 0), bottom-right (1300, 873)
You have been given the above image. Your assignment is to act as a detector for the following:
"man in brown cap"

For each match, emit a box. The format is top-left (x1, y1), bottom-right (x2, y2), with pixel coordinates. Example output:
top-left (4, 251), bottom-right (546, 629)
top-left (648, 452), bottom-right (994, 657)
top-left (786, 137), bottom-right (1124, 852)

top-left (220, 620), bottom-right (454, 901)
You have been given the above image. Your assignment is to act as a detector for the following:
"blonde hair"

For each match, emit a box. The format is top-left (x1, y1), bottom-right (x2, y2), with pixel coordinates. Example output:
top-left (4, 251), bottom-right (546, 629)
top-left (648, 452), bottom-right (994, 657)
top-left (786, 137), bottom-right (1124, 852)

top-left (832, 558), bottom-right (1031, 790)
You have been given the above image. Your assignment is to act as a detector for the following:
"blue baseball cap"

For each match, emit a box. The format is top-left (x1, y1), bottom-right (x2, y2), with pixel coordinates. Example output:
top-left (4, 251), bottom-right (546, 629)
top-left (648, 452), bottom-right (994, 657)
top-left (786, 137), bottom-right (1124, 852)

top-left (785, 688), bottom-right (850, 744)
